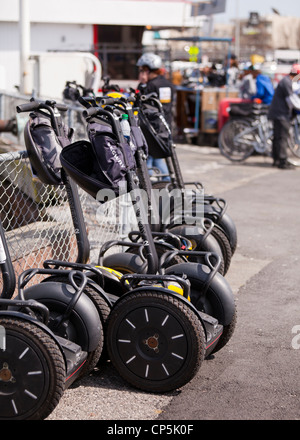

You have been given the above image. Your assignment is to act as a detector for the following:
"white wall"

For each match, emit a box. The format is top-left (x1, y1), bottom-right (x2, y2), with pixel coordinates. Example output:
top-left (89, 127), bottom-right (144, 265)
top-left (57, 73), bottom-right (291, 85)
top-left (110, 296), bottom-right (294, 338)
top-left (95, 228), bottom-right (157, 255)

top-left (0, 0), bottom-right (195, 92)
top-left (0, 22), bottom-right (93, 91)
top-left (0, 0), bottom-right (193, 27)
top-left (31, 23), bottom-right (93, 52)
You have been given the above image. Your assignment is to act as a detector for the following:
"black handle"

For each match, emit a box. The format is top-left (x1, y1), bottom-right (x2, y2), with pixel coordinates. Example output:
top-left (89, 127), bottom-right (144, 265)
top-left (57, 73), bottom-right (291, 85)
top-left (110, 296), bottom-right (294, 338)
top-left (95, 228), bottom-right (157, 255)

top-left (16, 99), bottom-right (68, 114)
top-left (16, 101), bottom-right (41, 113)
top-left (82, 107), bottom-right (100, 118)
top-left (100, 97), bottom-right (124, 107)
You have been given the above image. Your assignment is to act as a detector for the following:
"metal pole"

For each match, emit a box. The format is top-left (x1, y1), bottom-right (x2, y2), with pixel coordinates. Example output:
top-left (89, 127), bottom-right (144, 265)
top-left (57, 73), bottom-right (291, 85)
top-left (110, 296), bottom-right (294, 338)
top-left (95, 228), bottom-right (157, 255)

top-left (19, 0), bottom-right (31, 94)
top-left (235, 0), bottom-right (240, 59)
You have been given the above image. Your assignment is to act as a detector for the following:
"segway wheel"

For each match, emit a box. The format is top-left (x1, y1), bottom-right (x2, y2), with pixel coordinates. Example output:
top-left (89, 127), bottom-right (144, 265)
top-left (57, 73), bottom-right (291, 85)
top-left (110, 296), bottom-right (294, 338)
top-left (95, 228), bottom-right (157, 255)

top-left (0, 317), bottom-right (65, 420)
top-left (106, 291), bottom-right (206, 393)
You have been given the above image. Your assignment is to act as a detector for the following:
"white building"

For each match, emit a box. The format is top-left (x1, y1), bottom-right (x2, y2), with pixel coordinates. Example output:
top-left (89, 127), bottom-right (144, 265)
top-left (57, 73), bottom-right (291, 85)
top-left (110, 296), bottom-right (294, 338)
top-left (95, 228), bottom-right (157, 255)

top-left (0, 0), bottom-right (212, 95)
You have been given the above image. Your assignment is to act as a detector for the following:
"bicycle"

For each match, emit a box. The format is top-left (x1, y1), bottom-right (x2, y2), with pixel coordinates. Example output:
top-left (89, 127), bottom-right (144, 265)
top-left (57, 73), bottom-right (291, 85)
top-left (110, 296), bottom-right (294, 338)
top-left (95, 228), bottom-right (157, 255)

top-left (289, 113), bottom-right (300, 159)
top-left (218, 102), bottom-right (300, 163)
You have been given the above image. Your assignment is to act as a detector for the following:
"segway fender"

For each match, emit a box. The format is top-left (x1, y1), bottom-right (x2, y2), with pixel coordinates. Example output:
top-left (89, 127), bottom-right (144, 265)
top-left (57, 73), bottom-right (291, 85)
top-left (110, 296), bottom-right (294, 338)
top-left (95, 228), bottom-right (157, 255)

top-left (42, 273), bottom-right (114, 307)
top-left (112, 285), bottom-right (192, 306)
top-left (21, 282), bottom-right (102, 352)
top-left (165, 262), bottom-right (235, 326)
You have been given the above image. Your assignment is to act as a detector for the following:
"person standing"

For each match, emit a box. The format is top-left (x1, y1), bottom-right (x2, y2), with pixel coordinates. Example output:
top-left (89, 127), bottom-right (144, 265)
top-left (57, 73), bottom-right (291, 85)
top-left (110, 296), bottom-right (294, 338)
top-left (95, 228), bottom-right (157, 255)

top-left (227, 54), bottom-right (240, 87)
top-left (239, 68), bottom-right (257, 99)
top-left (239, 66), bottom-right (274, 104)
top-left (136, 53), bottom-right (175, 180)
top-left (268, 65), bottom-right (300, 169)
top-left (251, 69), bottom-right (274, 105)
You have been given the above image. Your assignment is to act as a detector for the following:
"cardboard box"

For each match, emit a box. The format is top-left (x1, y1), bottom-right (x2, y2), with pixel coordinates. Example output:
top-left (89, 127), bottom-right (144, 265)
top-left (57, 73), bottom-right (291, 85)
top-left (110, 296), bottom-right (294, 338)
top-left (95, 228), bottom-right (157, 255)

top-left (201, 88), bottom-right (239, 132)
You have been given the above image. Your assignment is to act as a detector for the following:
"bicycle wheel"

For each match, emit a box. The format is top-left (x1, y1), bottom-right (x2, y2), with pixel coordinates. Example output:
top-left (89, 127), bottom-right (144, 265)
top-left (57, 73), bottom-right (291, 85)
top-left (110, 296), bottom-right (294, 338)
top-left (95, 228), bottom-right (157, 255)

top-left (288, 124), bottom-right (300, 158)
top-left (218, 119), bottom-right (255, 162)
top-left (0, 317), bottom-right (65, 420)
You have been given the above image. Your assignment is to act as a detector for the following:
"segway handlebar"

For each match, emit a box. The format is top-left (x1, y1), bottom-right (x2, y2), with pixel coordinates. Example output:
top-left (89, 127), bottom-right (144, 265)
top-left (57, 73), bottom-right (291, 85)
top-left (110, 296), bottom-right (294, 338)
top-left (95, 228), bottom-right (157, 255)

top-left (16, 99), bottom-right (68, 114)
top-left (82, 106), bottom-right (102, 118)
top-left (16, 99), bottom-right (68, 136)
top-left (16, 101), bottom-right (40, 113)
top-left (99, 95), bottom-right (136, 106)
top-left (99, 97), bottom-right (126, 107)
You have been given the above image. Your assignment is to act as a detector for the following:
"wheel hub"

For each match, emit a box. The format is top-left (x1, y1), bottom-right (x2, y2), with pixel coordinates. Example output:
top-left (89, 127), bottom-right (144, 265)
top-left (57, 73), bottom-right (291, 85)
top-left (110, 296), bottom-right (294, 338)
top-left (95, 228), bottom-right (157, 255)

top-left (0, 363), bottom-right (15, 383)
top-left (144, 334), bottom-right (159, 352)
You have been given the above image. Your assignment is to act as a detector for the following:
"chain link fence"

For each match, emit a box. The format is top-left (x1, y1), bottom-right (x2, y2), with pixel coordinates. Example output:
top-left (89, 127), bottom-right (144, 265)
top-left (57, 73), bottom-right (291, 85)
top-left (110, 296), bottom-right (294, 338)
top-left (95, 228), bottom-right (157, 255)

top-left (0, 91), bottom-right (137, 295)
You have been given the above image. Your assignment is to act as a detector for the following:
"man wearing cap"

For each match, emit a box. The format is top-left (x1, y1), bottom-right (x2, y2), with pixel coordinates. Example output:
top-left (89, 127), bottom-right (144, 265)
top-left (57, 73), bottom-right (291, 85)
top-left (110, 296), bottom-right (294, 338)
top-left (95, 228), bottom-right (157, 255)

top-left (136, 53), bottom-right (175, 180)
top-left (268, 65), bottom-right (300, 169)
top-left (136, 53), bottom-right (174, 127)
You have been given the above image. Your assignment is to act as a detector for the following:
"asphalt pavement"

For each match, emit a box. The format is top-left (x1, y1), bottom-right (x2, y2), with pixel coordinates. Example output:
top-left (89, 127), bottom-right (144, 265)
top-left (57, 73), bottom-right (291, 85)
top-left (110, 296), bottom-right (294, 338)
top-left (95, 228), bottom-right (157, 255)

top-left (47, 143), bottom-right (300, 421)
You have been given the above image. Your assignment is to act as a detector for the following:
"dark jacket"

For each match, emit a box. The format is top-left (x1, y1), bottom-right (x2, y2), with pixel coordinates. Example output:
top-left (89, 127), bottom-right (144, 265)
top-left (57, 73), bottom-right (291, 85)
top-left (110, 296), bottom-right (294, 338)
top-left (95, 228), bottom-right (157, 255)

top-left (268, 75), bottom-right (293, 121)
top-left (139, 75), bottom-right (175, 126)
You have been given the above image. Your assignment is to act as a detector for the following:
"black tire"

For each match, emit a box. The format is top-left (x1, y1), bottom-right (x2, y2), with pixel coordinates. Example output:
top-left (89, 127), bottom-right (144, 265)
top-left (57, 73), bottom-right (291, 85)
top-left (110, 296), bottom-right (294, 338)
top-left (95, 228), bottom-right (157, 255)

top-left (211, 307), bottom-right (237, 354)
top-left (0, 317), bottom-right (65, 420)
top-left (210, 225), bottom-right (232, 275)
top-left (218, 119), bottom-right (255, 162)
top-left (165, 263), bottom-right (237, 353)
top-left (204, 205), bottom-right (238, 255)
top-left (106, 291), bottom-right (206, 393)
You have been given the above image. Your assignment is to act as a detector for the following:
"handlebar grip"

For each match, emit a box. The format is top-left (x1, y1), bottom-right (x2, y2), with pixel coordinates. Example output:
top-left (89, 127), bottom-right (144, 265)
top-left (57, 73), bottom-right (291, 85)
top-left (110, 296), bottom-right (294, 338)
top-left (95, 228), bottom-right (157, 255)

top-left (16, 101), bottom-right (41, 113)
top-left (16, 100), bottom-right (68, 114)
top-left (82, 107), bottom-right (100, 118)
top-left (100, 97), bottom-right (116, 106)
top-left (55, 103), bottom-right (68, 112)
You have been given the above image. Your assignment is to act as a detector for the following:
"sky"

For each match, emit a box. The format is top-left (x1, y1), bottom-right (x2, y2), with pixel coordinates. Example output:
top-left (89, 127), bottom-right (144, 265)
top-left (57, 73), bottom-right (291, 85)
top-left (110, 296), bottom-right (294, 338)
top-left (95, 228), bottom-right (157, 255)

top-left (214, 0), bottom-right (299, 23)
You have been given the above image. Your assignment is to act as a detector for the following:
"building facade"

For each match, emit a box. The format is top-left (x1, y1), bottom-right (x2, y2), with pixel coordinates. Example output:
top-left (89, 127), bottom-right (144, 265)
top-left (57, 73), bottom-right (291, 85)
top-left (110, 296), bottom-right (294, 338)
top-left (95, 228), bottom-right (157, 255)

top-left (0, 0), bottom-right (204, 92)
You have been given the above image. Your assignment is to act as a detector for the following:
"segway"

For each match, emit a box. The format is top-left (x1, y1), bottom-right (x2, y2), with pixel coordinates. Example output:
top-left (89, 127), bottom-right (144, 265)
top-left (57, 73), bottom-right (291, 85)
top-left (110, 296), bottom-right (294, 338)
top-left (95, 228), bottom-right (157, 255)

top-left (87, 78), bottom-right (236, 255)
top-left (60, 104), bottom-right (237, 391)
top-left (14, 98), bottom-right (114, 351)
top-left (16, 97), bottom-right (196, 279)
top-left (136, 91), bottom-right (238, 255)
top-left (64, 82), bottom-right (231, 275)
top-left (16, 97), bottom-right (236, 392)
top-left (0, 218), bottom-right (103, 420)
top-left (79, 93), bottom-right (230, 275)
top-left (15, 98), bottom-right (220, 392)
